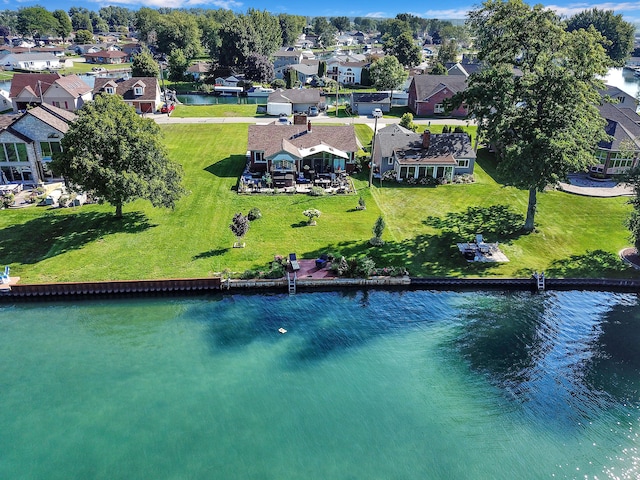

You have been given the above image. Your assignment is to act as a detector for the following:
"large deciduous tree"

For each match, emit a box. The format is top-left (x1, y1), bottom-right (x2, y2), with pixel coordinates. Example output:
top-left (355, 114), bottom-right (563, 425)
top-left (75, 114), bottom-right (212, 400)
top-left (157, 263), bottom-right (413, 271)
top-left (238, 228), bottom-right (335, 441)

top-left (51, 94), bottom-right (184, 218)
top-left (156, 10), bottom-right (202, 60)
top-left (369, 55), bottom-right (408, 92)
top-left (245, 53), bottom-right (274, 83)
top-left (384, 31), bottom-right (422, 67)
top-left (52, 10), bottom-right (72, 42)
top-left (279, 13), bottom-right (306, 47)
top-left (456, 0), bottom-right (611, 231)
top-left (131, 47), bottom-right (159, 78)
top-left (566, 8), bottom-right (635, 67)
top-left (219, 16), bottom-right (259, 67)
top-left (17, 6), bottom-right (58, 38)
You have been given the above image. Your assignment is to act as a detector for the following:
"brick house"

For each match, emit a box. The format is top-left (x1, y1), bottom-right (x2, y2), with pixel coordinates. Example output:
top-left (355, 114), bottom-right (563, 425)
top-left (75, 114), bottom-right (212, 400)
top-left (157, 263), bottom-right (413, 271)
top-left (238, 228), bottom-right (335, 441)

top-left (93, 77), bottom-right (162, 114)
top-left (408, 75), bottom-right (468, 117)
top-left (9, 73), bottom-right (92, 112)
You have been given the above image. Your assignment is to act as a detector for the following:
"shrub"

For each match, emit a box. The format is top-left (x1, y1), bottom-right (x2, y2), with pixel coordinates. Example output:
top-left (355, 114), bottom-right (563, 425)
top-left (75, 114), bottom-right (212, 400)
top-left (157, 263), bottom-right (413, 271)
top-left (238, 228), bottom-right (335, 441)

top-left (309, 186), bottom-right (325, 196)
top-left (302, 208), bottom-right (321, 224)
top-left (240, 269), bottom-right (258, 279)
top-left (247, 207), bottom-right (262, 220)
top-left (454, 126), bottom-right (464, 133)
top-left (1, 193), bottom-right (15, 208)
top-left (358, 196), bottom-right (366, 208)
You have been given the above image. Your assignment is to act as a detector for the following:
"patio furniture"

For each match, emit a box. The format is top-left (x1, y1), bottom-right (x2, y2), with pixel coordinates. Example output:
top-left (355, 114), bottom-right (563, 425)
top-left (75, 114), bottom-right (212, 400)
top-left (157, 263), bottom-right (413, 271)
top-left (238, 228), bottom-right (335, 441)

top-left (289, 253), bottom-right (300, 271)
top-left (0, 266), bottom-right (9, 284)
top-left (315, 254), bottom-right (329, 269)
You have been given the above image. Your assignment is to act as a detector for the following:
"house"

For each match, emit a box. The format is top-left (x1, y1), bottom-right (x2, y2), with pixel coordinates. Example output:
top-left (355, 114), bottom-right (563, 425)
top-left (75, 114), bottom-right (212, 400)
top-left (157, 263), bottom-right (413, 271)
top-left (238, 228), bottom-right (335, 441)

top-left (214, 75), bottom-right (243, 86)
top-left (32, 46), bottom-right (66, 57)
top-left (445, 62), bottom-right (483, 77)
top-left (289, 62), bottom-right (320, 84)
top-left (9, 73), bottom-right (91, 112)
top-left (373, 124), bottom-right (475, 183)
top-left (350, 92), bottom-right (391, 115)
top-left (187, 62), bottom-right (210, 81)
top-left (83, 50), bottom-right (128, 65)
top-left (93, 77), bottom-right (162, 113)
top-left (267, 88), bottom-right (321, 116)
top-left (1, 52), bottom-right (61, 71)
top-left (408, 75), bottom-right (468, 117)
top-left (326, 54), bottom-right (369, 84)
top-left (593, 102), bottom-right (640, 176)
top-left (247, 123), bottom-right (360, 184)
top-left (0, 103), bottom-right (76, 185)
top-left (0, 89), bottom-right (11, 112)
top-left (120, 43), bottom-right (142, 58)
top-left (600, 85), bottom-right (639, 110)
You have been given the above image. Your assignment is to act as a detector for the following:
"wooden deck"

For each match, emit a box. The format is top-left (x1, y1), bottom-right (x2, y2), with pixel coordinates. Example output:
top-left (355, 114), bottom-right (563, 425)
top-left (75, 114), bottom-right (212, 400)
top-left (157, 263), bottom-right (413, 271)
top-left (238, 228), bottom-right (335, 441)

top-left (293, 259), bottom-right (338, 279)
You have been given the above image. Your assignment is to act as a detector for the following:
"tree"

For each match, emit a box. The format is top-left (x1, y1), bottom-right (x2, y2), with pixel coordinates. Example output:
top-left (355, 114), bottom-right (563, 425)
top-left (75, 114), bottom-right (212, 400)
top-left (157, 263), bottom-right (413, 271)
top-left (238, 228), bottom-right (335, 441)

top-left (430, 62), bottom-right (448, 75)
top-left (285, 68), bottom-right (298, 89)
top-left (369, 55), bottom-right (408, 92)
top-left (303, 208), bottom-right (321, 225)
top-left (247, 9), bottom-right (282, 57)
top-left (229, 212), bottom-right (250, 246)
top-left (70, 8), bottom-right (93, 33)
top-left (17, 6), bottom-right (58, 38)
top-left (245, 54), bottom-right (274, 83)
top-left (271, 78), bottom-right (285, 89)
top-left (131, 48), bottom-right (159, 78)
top-left (168, 48), bottom-right (189, 82)
top-left (52, 10), bottom-right (72, 42)
top-left (156, 10), bottom-right (202, 60)
top-left (384, 31), bottom-right (422, 67)
top-left (331, 16), bottom-right (351, 33)
top-left (318, 60), bottom-right (326, 78)
top-left (370, 216), bottom-right (386, 246)
top-left (437, 39), bottom-right (458, 64)
top-left (51, 94), bottom-right (184, 218)
top-left (455, 0), bottom-right (611, 231)
top-left (134, 7), bottom-right (160, 44)
top-left (566, 8), bottom-right (635, 67)
top-left (313, 17), bottom-right (336, 48)
top-left (279, 13), bottom-right (306, 47)
top-left (219, 16), bottom-right (258, 67)
top-left (98, 6), bottom-right (133, 31)
top-left (74, 30), bottom-right (93, 45)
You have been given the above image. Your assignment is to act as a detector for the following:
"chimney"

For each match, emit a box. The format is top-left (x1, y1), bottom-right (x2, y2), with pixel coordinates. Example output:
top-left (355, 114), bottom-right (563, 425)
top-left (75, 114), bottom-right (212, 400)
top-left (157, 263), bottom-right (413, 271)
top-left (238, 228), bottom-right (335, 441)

top-left (307, 120), bottom-right (312, 132)
top-left (422, 130), bottom-right (431, 149)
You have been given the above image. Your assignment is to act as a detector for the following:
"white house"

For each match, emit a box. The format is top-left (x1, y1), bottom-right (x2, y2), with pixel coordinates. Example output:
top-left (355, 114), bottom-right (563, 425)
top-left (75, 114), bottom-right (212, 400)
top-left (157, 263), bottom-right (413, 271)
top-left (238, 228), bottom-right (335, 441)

top-left (1, 53), bottom-right (61, 71)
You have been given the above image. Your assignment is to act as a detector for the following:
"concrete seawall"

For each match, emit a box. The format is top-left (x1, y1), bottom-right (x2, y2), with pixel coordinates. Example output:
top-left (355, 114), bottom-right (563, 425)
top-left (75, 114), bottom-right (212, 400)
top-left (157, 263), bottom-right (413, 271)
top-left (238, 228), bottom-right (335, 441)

top-left (1, 275), bottom-right (639, 302)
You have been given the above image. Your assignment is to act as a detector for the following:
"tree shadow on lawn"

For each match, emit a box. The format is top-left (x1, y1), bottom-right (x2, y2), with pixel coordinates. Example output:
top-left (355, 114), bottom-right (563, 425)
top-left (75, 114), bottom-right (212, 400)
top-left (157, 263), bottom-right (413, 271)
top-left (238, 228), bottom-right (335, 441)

top-left (541, 249), bottom-right (637, 279)
top-left (204, 155), bottom-right (246, 179)
top-left (193, 248), bottom-right (230, 260)
top-left (475, 147), bottom-right (512, 185)
top-left (0, 211), bottom-right (155, 265)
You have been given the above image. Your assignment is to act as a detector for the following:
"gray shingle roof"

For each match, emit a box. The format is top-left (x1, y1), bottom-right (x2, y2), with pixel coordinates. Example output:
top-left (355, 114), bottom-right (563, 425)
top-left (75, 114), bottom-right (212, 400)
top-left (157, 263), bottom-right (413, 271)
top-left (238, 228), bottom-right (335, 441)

top-left (267, 88), bottom-right (321, 104)
top-left (411, 75), bottom-right (467, 102)
top-left (248, 124), bottom-right (358, 157)
top-left (598, 102), bottom-right (640, 151)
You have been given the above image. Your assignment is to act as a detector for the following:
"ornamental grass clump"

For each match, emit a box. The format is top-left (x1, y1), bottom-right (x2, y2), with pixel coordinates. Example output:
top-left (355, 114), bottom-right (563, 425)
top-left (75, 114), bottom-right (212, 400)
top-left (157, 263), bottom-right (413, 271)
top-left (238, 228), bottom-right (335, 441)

top-left (303, 208), bottom-right (321, 225)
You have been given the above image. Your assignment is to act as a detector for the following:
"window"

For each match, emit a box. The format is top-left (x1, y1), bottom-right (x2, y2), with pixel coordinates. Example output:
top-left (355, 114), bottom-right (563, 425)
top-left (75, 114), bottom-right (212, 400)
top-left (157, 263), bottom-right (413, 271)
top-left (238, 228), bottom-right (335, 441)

top-left (434, 104), bottom-right (445, 114)
top-left (64, 101), bottom-right (68, 110)
top-left (456, 159), bottom-right (470, 168)
top-left (254, 152), bottom-right (265, 163)
top-left (40, 142), bottom-right (62, 160)
top-left (134, 87), bottom-right (143, 95)
top-left (1, 143), bottom-right (28, 163)
top-left (105, 86), bottom-right (115, 94)
top-left (387, 158), bottom-right (393, 166)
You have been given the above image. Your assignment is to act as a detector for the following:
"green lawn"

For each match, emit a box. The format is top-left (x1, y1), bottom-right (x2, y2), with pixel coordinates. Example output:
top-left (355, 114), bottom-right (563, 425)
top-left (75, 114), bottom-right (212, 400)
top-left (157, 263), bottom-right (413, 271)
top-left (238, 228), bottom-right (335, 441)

top-left (0, 123), bottom-right (635, 282)
top-left (173, 104), bottom-right (267, 118)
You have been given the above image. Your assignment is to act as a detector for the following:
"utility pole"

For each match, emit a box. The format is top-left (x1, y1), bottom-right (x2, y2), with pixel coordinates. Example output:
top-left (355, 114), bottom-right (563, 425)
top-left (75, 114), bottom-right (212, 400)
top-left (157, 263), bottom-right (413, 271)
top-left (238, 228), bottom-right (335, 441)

top-left (368, 115), bottom-right (378, 187)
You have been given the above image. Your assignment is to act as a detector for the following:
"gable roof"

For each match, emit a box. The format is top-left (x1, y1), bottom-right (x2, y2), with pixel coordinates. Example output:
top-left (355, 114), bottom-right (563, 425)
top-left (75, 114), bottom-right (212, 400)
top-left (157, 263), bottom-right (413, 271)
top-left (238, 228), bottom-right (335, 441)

top-left (188, 62), bottom-right (210, 73)
top-left (267, 88), bottom-right (321, 104)
top-left (93, 77), bottom-right (159, 102)
top-left (375, 124), bottom-right (417, 158)
top-left (248, 124), bottom-right (358, 158)
top-left (9, 73), bottom-right (62, 98)
top-left (44, 75), bottom-right (92, 98)
top-left (598, 102), bottom-right (640, 151)
top-left (410, 75), bottom-right (467, 102)
top-left (84, 50), bottom-right (128, 59)
top-left (23, 103), bottom-right (77, 133)
top-left (351, 92), bottom-right (391, 104)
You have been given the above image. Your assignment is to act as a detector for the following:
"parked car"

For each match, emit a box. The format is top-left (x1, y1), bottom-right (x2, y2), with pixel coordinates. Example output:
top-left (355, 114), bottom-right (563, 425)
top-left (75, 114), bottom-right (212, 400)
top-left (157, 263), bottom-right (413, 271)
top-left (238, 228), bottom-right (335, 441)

top-left (161, 103), bottom-right (175, 114)
top-left (278, 113), bottom-right (290, 124)
top-left (308, 106), bottom-right (319, 116)
top-left (372, 108), bottom-right (383, 118)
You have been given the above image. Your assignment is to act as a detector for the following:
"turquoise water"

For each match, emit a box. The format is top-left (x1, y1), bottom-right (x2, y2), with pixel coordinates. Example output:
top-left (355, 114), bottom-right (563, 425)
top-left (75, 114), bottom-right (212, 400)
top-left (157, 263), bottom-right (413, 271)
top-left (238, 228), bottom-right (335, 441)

top-left (1, 290), bottom-right (639, 479)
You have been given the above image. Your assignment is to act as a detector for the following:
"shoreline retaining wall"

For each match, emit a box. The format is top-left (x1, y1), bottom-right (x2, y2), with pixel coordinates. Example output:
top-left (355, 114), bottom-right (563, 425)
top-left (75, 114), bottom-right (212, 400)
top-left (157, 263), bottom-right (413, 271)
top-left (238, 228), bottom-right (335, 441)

top-left (1, 276), bottom-right (639, 302)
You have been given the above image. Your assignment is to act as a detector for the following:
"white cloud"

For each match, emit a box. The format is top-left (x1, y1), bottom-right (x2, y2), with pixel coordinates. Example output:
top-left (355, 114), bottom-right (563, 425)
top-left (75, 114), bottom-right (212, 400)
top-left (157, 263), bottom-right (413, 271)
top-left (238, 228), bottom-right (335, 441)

top-left (365, 12), bottom-right (387, 18)
top-left (546, 1), bottom-right (640, 17)
top-left (90, 0), bottom-right (242, 9)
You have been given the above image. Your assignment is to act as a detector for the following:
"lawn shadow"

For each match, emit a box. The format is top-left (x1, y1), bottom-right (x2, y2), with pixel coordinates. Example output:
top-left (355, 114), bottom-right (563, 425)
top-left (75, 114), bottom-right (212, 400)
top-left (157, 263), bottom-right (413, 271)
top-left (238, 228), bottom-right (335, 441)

top-left (0, 211), bottom-right (154, 265)
top-left (475, 147), bottom-right (511, 185)
top-left (204, 155), bottom-right (245, 179)
top-left (193, 248), bottom-right (230, 260)
top-left (545, 249), bottom-right (635, 278)
top-left (291, 221), bottom-right (309, 228)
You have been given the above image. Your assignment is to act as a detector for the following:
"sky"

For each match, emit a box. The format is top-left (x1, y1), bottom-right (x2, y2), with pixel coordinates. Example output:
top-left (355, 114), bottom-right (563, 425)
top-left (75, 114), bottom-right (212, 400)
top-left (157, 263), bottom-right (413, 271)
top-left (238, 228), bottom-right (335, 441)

top-left (8, 0), bottom-right (640, 24)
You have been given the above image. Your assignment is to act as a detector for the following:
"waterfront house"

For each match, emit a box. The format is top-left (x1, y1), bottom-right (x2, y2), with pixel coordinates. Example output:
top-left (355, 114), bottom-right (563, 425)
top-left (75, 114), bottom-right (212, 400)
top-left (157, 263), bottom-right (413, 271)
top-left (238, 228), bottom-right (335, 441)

top-left (246, 122), bottom-right (359, 186)
top-left (9, 73), bottom-right (92, 112)
top-left (373, 124), bottom-right (475, 182)
top-left (592, 102), bottom-right (640, 176)
top-left (93, 77), bottom-right (162, 114)
top-left (1, 52), bottom-right (61, 71)
top-left (0, 104), bottom-right (76, 185)
top-left (408, 75), bottom-right (468, 117)
top-left (83, 50), bottom-right (128, 65)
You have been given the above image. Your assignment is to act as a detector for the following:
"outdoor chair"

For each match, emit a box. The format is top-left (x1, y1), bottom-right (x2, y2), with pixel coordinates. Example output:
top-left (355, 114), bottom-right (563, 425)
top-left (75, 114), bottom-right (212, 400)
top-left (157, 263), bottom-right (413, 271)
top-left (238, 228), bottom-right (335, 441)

top-left (0, 266), bottom-right (9, 284)
top-left (289, 253), bottom-right (300, 271)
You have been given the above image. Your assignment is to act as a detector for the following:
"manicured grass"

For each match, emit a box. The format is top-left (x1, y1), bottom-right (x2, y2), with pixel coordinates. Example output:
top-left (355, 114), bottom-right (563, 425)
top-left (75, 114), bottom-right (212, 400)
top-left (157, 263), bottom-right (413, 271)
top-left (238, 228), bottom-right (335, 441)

top-left (0, 123), bottom-right (636, 282)
top-left (173, 104), bottom-right (267, 118)
top-left (58, 59), bottom-right (132, 75)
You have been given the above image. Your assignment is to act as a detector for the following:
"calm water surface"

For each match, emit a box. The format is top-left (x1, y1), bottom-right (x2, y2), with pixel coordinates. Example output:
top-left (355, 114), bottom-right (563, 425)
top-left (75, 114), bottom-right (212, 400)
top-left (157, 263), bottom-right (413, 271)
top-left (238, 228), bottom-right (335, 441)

top-left (1, 290), bottom-right (639, 479)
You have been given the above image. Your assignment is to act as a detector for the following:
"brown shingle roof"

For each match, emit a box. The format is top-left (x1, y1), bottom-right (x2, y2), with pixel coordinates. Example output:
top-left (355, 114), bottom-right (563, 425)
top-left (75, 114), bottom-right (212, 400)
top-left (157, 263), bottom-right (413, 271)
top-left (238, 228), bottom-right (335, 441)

top-left (9, 73), bottom-right (62, 98)
top-left (47, 75), bottom-right (92, 97)
top-left (84, 50), bottom-right (127, 59)
top-left (248, 124), bottom-right (358, 157)
top-left (93, 77), bottom-right (159, 102)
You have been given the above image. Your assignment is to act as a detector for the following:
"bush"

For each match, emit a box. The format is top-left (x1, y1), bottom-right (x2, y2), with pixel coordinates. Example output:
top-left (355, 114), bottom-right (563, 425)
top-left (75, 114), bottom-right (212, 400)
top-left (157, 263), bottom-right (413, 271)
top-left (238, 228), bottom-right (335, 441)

top-left (247, 207), bottom-right (262, 220)
top-left (240, 269), bottom-right (258, 279)
top-left (309, 186), bottom-right (325, 196)
top-left (1, 193), bottom-right (15, 208)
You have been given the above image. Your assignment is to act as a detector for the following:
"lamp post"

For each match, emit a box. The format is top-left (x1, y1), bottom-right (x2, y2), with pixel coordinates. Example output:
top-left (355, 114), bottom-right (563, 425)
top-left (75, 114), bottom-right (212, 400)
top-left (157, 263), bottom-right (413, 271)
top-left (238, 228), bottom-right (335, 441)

top-left (368, 115), bottom-right (378, 187)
